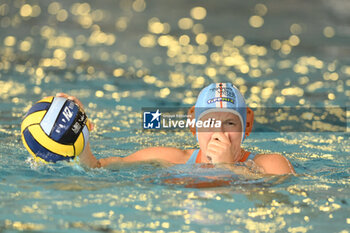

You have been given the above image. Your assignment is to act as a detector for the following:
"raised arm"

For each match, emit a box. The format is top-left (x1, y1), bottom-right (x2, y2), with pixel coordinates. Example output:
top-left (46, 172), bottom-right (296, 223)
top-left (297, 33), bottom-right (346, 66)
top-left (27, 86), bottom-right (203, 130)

top-left (54, 93), bottom-right (193, 168)
top-left (98, 147), bottom-right (191, 167)
top-left (77, 140), bottom-right (191, 168)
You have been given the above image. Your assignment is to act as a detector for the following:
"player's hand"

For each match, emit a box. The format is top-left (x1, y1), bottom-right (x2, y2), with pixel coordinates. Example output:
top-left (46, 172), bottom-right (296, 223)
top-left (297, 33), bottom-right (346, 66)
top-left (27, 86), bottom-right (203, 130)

top-left (206, 132), bottom-right (233, 163)
top-left (55, 93), bottom-right (94, 131)
top-left (56, 93), bottom-right (85, 110)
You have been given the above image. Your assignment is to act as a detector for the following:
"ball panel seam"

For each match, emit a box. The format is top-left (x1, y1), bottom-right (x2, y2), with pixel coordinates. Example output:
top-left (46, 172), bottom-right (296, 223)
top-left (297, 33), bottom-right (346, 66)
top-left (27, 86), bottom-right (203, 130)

top-left (28, 124), bottom-right (75, 157)
top-left (21, 111), bottom-right (47, 133)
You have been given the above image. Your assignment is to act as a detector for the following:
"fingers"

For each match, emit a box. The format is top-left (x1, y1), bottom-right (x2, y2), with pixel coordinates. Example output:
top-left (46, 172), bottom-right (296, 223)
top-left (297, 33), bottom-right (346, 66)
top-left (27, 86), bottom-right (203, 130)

top-left (206, 139), bottom-right (227, 161)
top-left (206, 133), bottom-right (232, 163)
top-left (68, 96), bottom-right (84, 110)
top-left (210, 132), bottom-right (231, 144)
top-left (206, 140), bottom-right (228, 159)
top-left (55, 93), bottom-right (85, 110)
top-left (86, 119), bottom-right (95, 131)
top-left (55, 93), bottom-right (94, 131)
top-left (56, 92), bottom-right (69, 98)
top-left (208, 132), bottom-right (231, 153)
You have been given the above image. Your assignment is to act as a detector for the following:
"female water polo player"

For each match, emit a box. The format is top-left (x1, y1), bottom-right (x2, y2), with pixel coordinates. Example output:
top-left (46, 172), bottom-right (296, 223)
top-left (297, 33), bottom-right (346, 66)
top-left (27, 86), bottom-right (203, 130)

top-left (57, 83), bottom-right (295, 175)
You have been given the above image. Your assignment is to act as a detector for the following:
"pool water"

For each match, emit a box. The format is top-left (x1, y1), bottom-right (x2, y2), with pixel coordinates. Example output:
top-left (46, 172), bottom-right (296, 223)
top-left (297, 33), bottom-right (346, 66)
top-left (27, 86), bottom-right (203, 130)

top-left (0, 0), bottom-right (349, 232)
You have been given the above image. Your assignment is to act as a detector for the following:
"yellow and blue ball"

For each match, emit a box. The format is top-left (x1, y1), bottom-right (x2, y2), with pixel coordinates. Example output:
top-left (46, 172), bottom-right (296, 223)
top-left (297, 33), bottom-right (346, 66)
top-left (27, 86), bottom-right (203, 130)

top-left (21, 96), bottom-right (90, 163)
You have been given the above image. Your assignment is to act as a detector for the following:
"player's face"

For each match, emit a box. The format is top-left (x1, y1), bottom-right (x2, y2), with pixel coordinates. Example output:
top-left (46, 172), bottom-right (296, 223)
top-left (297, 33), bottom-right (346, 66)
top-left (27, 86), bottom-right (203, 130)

top-left (197, 112), bottom-right (243, 162)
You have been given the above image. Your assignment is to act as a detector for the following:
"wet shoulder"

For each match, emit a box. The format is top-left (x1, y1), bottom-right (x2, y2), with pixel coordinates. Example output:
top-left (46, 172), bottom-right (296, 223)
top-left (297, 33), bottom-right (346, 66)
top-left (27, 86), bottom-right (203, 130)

top-left (253, 153), bottom-right (295, 175)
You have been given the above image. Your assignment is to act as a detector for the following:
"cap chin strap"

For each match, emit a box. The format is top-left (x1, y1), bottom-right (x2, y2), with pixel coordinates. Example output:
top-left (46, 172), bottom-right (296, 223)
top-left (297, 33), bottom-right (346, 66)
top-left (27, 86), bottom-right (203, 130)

top-left (245, 107), bottom-right (254, 138)
top-left (188, 106), bottom-right (196, 136)
top-left (188, 106), bottom-right (254, 141)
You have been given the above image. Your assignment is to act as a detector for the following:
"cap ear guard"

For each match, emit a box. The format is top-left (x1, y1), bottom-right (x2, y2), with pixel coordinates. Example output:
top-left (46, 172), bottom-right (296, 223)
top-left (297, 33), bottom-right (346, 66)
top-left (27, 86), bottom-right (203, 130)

top-left (188, 106), bottom-right (254, 138)
top-left (188, 106), bottom-right (196, 136)
top-left (245, 107), bottom-right (254, 138)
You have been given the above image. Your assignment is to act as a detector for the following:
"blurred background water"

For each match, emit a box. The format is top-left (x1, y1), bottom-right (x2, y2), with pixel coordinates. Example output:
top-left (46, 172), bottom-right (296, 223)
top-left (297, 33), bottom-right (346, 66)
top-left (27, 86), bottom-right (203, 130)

top-left (0, 0), bottom-right (349, 232)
